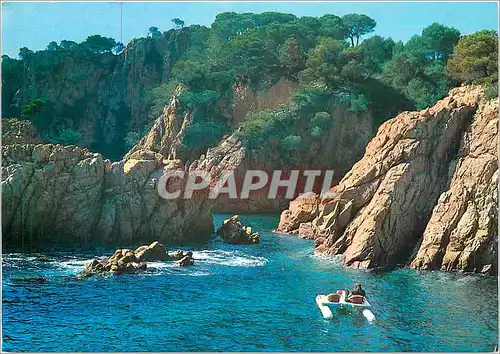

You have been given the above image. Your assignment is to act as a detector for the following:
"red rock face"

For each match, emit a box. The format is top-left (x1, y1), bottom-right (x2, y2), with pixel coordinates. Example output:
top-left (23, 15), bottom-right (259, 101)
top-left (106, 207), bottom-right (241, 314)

top-left (276, 195), bottom-right (321, 235)
top-left (410, 97), bottom-right (498, 274)
top-left (125, 79), bottom-right (374, 213)
top-left (279, 85), bottom-right (498, 274)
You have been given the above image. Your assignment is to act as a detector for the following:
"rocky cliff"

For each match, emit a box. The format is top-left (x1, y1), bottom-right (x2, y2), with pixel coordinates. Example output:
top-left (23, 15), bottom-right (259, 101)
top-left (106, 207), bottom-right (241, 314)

top-left (2, 119), bottom-right (41, 145)
top-left (124, 82), bottom-right (374, 212)
top-left (277, 86), bottom-right (498, 274)
top-left (126, 79), bottom-right (301, 162)
top-left (2, 76), bottom-right (377, 248)
top-left (2, 120), bottom-right (213, 250)
top-left (4, 29), bottom-right (194, 160)
top-left (189, 103), bottom-right (373, 212)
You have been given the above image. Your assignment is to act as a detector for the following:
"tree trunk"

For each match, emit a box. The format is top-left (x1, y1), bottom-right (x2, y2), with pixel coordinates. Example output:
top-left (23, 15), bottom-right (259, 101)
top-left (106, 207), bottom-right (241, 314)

top-left (350, 37), bottom-right (354, 47)
top-left (356, 36), bottom-right (360, 46)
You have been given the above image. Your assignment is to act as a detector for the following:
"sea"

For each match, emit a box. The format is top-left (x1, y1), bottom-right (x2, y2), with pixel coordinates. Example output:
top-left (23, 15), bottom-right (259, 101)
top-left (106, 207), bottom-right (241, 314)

top-left (2, 213), bottom-right (498, 352)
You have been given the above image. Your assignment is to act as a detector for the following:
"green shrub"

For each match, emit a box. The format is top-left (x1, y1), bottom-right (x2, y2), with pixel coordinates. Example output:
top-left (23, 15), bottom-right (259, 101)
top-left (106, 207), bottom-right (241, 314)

top-left (280, 135), bottom-right (302, 151)
top-left (182, 121), bottom-right (228, 149)
top-left (50, 128), bottom-right (81, 145)
top-left (178, 90), bottom-right (220, 110)
top-left (148, 81), bottom-right (180, 119)
top-left (309, 125), bottom-right (324, 139)
top-left (236, 108), bottom-right (298, 149)
top-left (20, 98), bottom-right (54, 132)
top-left (292, 88), bottom-right (331, 113)
top-left (349, 93), bottom-right (370, 112)
top-left (311, 111), bottom-right (331, 127)
top-left (483, 83), bottom-right (498, 101)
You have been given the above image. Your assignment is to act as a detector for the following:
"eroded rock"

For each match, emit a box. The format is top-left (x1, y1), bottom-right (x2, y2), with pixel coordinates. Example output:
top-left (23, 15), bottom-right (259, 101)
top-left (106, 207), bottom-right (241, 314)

top-left (2, 119), bottom-right (41, 145)
top-left (78, 241), bottom-right (196, 277)
top-left (277, 193), bottom-right (320, 237)
top-left (409, 97), bottom-right (498, 274)
top-left (2, 141), bottom-right (214, 248)
top-left (278, 85), bottom-right (498, 274)
top-left (135, 241), bottom-right (168, 262)
top-left (216, 215), bottom-right (260, 245)
top-left (177, 251), bottom-right (194, 266)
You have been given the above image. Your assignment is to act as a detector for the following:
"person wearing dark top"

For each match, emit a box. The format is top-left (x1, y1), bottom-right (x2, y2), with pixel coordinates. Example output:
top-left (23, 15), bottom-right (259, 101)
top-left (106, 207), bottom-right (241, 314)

top-left (350, 283), bottom-right (366, 297)
top-left (345, 283), bottom-right (366, 302)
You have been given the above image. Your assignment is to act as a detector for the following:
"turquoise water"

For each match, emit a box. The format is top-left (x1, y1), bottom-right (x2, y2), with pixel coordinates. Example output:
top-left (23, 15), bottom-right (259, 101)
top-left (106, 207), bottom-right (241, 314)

top-left (2, 214), bottom-right (498, 352)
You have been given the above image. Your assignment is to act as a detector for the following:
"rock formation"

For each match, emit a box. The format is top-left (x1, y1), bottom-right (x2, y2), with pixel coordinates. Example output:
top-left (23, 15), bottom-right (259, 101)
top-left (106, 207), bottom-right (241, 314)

top-left (134, 241), bottom-right (168, 262)
top-left (124, 87), bottom-right (193, 161)
top-left (410, 96), bottom-right (498, 274)
top-left (4, 30), bottom-right (196, 159)
top-left (277, 193), bottom-right (320, 239)
top-left (216, 215), bottom-right (260, 245)
top-left (2, 138), bottom-right (213, 249)
top-left (2, 119), bottom-right (41, 145)
top-left (176, 251), bottom-right (195, 266)
top-left (189, 103), bottom-right (374, 213)
top-left (78, 241), bottom-right (194, 277)
top-left (278, 85), bottom-right (498, 274)
top-left (230, 79), bottom-right (299, 127)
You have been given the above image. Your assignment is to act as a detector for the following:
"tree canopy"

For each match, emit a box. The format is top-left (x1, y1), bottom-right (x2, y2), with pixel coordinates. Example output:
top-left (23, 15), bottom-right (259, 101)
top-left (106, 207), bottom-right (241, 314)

top-left (82, 35), bottom-right (117, 54)
top-left (172, 18), bottom-right (185, 29)
top-left (2, 11), bottom-right (494, 160)
top-left (447, 30), bottom-right (498, 85)
top-left (148, 26), bottom-right (161, 38)
top-left (342, 14), bottom-right (377, 46)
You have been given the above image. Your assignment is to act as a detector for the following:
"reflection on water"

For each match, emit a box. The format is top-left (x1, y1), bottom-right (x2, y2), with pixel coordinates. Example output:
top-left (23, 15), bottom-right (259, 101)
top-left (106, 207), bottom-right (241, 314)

top-left (2, 213), bottom-right (498, 352)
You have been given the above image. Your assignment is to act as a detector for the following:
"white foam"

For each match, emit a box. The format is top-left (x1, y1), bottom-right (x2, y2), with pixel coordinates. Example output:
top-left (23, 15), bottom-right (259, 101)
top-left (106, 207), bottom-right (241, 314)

top-left (141, 262), bottom-right (212, 277)
top-left (192, 250), bottom-right (268, 267)
top-left (313, 253), bottom-right (343, 265)
top-left (184, 270), bottom-right (212, 277)
top-left (57, 258), bottom-right (95, 274)
top-left (147, 261), bottom-right (178, 269)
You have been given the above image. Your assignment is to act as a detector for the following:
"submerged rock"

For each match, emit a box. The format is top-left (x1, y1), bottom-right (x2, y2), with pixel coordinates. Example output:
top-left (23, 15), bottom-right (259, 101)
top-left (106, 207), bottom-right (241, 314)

top-left (169, 250), bottom-right (186, 261)
top-left (10, 276), bottom-right (48, 284)
top-left (216, 215), bottom-right (260, 245)
top-left (78, 241), bottom-right (197, 277)
top-left (168, 249), bottom-right (193, 261)
top-left (81, 259), bottom-right (108, 276)
top-left (177, 251), bottom-right (194, 266)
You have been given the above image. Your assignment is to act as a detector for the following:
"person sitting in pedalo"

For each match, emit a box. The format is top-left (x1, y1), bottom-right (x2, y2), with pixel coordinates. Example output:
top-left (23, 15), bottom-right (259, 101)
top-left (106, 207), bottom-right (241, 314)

top-left (345, 283), bottom-right (366, 304)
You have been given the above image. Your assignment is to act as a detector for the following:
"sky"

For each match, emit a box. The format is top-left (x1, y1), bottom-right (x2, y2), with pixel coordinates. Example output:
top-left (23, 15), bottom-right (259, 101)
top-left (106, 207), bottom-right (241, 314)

top-left (2, 1), bottom-right (498, 58)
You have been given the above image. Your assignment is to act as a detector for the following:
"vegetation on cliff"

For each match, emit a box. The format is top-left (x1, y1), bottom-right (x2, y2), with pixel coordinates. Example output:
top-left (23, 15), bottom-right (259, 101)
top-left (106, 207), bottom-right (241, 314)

top-left (2, 12), bottom-right (497, 161)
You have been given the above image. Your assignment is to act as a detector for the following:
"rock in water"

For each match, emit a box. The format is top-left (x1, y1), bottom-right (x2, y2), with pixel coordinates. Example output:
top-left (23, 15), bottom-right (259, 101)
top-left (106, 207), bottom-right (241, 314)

top-left (216, 215), bottom-right (260, 245)
top-left (2, 142), bottom-right (214, 249)
top-left (168, 249), bottom-right (194, 261)
top-left (134, 241), bottom-right (168, 262)
top-left (277, 194), bottom-right (320, 238)
top-left (78, 241), bottom-right (197, 277)
top-left (169, 250), bottom-right (186, 261)
top-left (177, 251), bottom-right (194, 266)
top-left (79, 259), bottom-right (109, 278)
